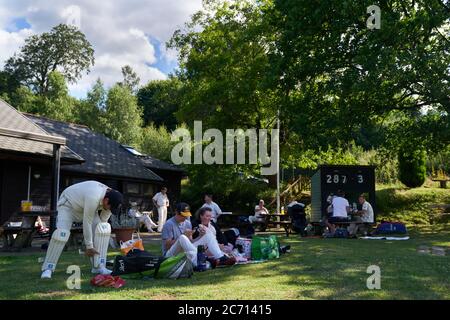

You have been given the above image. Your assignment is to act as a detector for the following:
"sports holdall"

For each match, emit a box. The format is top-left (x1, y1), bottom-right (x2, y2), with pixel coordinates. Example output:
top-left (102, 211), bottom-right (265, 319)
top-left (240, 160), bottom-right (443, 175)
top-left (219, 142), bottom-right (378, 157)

top-left (334, 228), bottom-right (349, 238)
top-left (154, 253), bottom-right (194, 279)
top-left (251, 235), bottom-right (280, 261)
top-left (111, 249), bottom-right (163, 277)
top-left (374, 222), bottom-right (407, 235)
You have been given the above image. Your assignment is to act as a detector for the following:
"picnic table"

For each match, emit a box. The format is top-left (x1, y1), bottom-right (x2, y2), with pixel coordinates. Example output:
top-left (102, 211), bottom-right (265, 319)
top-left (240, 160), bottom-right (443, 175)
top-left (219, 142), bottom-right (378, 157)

top-left (216, 213), bottom-right (293, 237)
top-left (432, 178), bottom-right (450, 189)
top-left (1, 210), bottom-right (57, 252)
top-left (255, 214), bottom-right (293, 237)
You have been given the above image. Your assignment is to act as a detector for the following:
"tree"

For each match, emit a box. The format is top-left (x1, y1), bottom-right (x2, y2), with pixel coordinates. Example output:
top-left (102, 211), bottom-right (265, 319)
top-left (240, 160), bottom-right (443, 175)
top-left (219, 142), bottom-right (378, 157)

top-left (32, 71), bottom-right (76, 121)
top-left (9, 71), bottom-right (75, 122)
top-left (170, 0), bottom-right (449, 170)
top-left (168, 0), bottom-right (279, 132)
top-left (119, 65), bottom-right (141, 93)
top-left (140, 124), bottom-right (178, 161)
top-left (398, 146), bottom-right (427, 188)
top-left (270, 0), bottom-right (450, 152)
top-left (103, 84), bottom-right (143, 147)
top-left (7, 85), bottom-right (37, 113)
top-left (4, 24), bottom-right (95, 95)
top-left (0, 70), bottom-right (20, 103)
top-left (76, 78), bottom-right (107, 131)
top-left (137, 77), bottom-right (183, 130)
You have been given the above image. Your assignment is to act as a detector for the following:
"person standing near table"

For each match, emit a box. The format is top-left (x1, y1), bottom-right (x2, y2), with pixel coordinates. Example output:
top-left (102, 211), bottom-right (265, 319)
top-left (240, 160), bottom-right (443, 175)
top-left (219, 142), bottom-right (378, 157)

top-left (201, 193), bottom-right (223, 223)
top-left (41, 181), bottom-right (123, 279)
top-left (153, 187), bottom-right (169, 232)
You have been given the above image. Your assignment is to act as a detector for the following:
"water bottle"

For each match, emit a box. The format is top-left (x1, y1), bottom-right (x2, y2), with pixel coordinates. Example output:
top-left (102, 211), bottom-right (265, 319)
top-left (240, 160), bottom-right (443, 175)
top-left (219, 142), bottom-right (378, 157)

top-left (196, 245), bottom-right (207, 272)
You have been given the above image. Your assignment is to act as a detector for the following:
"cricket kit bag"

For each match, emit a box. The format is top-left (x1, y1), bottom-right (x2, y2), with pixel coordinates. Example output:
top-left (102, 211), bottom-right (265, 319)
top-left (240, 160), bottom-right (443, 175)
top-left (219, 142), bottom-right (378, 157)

top-left (334, 228), bottom-right (349, 238)
top-left (154, 253), bottom-right (194, 279)
top-left (111, 249), bottom-right (163, 277)
top-left (374, 222), bottom-right (407, 235)
top-left (251, 235), bottom-right (280, 261)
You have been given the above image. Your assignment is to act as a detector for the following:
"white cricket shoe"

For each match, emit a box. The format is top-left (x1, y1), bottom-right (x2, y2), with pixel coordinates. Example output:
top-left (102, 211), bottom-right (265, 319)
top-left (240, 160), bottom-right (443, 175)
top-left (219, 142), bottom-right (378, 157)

top-left (91, 264), bottom-right (113, 275)
top-left (41, 269), bottom-right (52, 279)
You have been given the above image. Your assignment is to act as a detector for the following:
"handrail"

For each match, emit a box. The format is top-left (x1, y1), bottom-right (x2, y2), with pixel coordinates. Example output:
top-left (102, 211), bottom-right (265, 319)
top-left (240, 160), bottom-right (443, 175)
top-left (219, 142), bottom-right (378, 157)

top-left (268, 176), bottom-right (303, 207)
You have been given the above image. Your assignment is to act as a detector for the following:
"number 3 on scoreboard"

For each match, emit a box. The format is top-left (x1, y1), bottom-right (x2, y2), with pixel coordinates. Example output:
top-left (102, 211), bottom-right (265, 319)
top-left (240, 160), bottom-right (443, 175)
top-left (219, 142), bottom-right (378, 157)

top-left (357, 174), bottom-right (364, 183)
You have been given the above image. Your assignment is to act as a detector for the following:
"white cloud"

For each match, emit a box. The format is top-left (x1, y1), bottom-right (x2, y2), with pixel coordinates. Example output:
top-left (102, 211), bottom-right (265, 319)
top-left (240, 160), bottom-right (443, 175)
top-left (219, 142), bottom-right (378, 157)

top-left (0, 0), bottom-right (203, 97)
top-left (0, 28), bottom-right (33, 65)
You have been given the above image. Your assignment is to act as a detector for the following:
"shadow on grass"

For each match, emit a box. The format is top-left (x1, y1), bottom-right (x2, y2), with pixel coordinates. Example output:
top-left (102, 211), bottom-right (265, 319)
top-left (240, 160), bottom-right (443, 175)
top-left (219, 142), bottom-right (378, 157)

top-left (0, 227), bottom-right (449, 300)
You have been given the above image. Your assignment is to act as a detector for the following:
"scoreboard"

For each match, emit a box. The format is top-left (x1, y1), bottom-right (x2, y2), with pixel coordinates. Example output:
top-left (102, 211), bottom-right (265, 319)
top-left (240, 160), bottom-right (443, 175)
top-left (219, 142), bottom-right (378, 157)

top-left (311, 165), bottom-right (376, 223)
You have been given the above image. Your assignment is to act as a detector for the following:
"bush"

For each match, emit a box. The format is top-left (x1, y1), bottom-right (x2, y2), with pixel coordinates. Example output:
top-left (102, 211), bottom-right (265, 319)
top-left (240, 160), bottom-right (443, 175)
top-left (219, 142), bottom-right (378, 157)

top-left (398, 147), bottom-right (427, 188)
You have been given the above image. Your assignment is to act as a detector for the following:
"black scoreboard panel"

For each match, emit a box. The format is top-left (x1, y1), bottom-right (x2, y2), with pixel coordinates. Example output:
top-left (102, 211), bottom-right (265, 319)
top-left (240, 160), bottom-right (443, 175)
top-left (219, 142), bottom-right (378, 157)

top-left (311, 165), bottom-right (376, 223)
top-left (320, 166), bottom-right (375, 191)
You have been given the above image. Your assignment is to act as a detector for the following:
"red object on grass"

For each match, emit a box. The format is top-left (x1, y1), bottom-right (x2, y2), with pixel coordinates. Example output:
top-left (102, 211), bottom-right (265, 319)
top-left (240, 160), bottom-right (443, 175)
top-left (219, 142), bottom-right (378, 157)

top-left (90, 274), bottom-right (126, 288)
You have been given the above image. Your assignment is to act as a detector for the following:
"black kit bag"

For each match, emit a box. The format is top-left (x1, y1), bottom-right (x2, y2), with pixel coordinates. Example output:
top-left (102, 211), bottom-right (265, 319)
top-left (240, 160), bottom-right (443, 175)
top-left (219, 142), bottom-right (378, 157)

top-left (111, 249), bottom-right (164, 277)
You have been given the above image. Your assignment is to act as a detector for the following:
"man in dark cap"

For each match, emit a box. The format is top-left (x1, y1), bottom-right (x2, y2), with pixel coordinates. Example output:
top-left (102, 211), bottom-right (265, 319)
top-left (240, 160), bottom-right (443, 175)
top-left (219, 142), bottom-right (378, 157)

top-left (41, 181), bottom-right (123, 279)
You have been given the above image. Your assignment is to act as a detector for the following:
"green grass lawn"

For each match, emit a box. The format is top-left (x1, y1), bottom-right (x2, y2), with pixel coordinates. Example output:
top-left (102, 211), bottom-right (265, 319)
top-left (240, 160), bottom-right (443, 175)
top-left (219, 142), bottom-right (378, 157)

top-left (376, 185), bottom-right (450, 225)
top-left (1, 225), bottom-right (449, 300)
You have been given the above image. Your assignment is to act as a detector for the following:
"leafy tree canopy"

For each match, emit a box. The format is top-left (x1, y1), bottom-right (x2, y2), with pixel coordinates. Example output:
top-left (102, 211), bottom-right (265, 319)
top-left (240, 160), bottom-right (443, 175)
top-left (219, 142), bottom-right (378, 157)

top-left (5, 24), bottom-right (94, 95)
top-left (137, 77), bottom-right (183, 130)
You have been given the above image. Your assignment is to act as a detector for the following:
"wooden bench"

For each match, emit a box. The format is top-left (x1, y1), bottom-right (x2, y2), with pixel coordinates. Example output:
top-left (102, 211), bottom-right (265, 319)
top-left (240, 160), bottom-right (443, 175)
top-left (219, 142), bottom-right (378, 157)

top-left (267, 221), bottom-right (292, 237)
top-left (254, 214), bottom-right (293, 237)
top-left (1, 225), bottom-right (38, 251)
top-left (311, 220), bottom-right (376, 236)
top-left (331, 221), bottom-right (375, 236)
top-left (1, 211), bottom-right (57, 252)
top-left (217, 214), bottom-right (293, 237)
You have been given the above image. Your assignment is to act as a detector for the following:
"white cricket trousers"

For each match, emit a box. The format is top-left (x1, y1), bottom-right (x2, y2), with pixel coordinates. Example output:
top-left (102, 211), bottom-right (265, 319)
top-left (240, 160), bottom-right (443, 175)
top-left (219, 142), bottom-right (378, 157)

top-left (138, 215), bottom-right (157, 232)
top-left (41, 205), bottom-right (108, 271)
top-left (157, 206), bottom-right (168, 232)
top-left (56, 205), bottom-right (105, 234)
top-left (164, 232), bottom-right (224, 266)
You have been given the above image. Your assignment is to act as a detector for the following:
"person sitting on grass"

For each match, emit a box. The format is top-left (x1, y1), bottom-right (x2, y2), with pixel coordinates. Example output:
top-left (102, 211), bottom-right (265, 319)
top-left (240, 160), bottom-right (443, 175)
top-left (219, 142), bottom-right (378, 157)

top-left (161, 203), bottom-right (236, 268)
top-left (249, 199), bottom-right (269, 224)
top-left (348, 194), bottom-right (374, 236)
top-left (325, 190), bottom-right (350, 235)
top-left (192, 207), bottom-right (230, 252)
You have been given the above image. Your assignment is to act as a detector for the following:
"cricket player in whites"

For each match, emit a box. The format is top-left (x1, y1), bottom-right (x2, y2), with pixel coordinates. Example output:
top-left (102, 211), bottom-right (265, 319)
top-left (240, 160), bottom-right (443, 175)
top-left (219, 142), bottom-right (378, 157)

top-left (41, 181), bottom-right (123, 279)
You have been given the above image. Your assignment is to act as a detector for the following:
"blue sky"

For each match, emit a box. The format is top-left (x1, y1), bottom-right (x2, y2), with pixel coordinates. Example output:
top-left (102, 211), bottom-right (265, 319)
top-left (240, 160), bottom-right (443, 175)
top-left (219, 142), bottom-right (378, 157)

top-left (0, 0), bottom-right (202, 98)
top-left (5, 17), bottom-right (31, 32)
